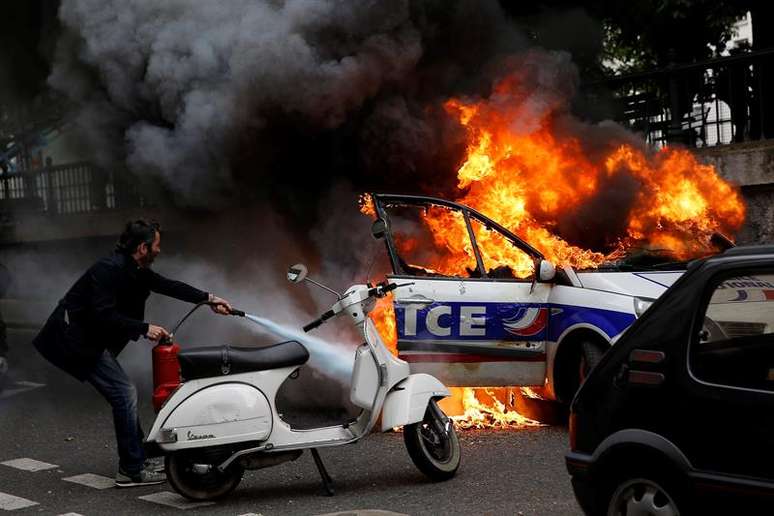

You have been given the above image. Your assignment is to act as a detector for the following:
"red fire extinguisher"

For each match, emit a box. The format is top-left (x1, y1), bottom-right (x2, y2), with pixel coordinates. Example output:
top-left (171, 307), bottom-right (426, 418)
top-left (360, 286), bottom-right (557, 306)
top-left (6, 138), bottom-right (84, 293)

top-left (152, 336), bottom-right (181, 413)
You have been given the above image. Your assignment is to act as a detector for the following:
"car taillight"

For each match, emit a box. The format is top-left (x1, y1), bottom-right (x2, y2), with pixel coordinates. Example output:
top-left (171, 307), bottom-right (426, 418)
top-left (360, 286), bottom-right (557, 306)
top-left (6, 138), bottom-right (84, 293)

top-left (569, 411), bottom-right (577, 451)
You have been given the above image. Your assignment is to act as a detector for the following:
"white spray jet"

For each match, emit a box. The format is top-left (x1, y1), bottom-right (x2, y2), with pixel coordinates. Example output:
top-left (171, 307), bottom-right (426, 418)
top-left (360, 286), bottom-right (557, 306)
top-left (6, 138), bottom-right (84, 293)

top-left (145, 223), bottom-right (460, 501)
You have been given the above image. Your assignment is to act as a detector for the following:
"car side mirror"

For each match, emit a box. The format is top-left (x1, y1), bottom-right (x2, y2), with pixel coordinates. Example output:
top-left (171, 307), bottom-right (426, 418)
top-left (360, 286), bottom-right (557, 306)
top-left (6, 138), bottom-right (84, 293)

top-left (371, 219), bottom-right (388, 240)
top-left (287, 263), bottom-right (308, 283)
top-left (538, 260), bottom-right (556, 282)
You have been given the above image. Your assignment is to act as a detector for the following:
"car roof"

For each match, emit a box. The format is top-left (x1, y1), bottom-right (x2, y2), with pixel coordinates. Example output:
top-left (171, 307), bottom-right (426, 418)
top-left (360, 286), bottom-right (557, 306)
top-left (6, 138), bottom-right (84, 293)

top-left (721, 245), bottom-right (774, 257)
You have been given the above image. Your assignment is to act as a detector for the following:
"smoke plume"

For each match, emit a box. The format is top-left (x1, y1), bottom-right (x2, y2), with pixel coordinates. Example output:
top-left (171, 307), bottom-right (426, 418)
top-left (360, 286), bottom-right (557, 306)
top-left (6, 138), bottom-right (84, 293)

top-left (50, 0), bottom-right (425, 204)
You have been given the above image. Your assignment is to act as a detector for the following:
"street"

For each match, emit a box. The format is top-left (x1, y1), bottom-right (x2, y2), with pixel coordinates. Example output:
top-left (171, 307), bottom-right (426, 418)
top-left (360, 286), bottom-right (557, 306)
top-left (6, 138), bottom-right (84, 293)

top-left (0, 328), bottom-right (581, 516)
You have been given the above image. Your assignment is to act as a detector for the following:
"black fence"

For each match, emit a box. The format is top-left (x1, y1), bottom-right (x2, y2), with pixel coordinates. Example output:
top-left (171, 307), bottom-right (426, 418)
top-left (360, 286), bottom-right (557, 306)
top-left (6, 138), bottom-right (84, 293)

top-left (0, 162), bottom-right (146, 216)
top-left (588, 48), bottom-right (774, 148)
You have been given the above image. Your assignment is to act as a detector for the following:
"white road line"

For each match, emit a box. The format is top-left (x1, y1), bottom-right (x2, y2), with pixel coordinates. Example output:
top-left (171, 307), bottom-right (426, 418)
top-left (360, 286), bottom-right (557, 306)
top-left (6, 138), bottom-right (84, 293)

top-left (315, 512), bottom-right (409, 516)
top-left (0, 381), bottom-right (46, 400)
top-left (62, 473), bottom-right (115, 490)
top-left (1, 458), bottom-right (58, 472)
top-left (138, 491), bottom-right (215, 510)
top-left (57, 513), bottom-right (85, 516)
top-left (0, 491), bottom-right (38, 510)
top-left (237, 513), bottom-right (264, 516)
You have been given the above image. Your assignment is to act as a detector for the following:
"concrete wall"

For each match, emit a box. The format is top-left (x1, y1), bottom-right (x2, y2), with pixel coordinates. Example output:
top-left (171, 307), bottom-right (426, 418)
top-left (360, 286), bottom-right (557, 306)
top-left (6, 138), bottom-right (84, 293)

top-left (697, 140), bottom-right (774, 245)
top-left (0, 207), bottom-right (188, 246)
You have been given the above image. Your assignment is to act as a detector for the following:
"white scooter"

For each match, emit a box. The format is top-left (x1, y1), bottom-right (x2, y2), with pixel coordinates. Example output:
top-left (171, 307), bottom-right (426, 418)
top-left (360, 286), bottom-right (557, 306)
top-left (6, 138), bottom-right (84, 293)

top-left (145, 263), bottom-right (461, 501)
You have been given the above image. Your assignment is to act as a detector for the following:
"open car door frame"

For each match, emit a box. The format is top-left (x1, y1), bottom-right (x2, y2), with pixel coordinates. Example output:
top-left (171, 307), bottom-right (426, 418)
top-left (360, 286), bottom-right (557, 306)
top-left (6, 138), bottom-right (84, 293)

top-left (372, 193), bottom-right (553, 387)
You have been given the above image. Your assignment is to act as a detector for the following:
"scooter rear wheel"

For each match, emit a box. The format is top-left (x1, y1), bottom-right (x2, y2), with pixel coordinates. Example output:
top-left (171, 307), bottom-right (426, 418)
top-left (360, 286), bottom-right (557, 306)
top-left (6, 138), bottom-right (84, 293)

top-left (166, 451), bottom-right (244, 501)
top-left (404, 403), bottom-right (461, 481)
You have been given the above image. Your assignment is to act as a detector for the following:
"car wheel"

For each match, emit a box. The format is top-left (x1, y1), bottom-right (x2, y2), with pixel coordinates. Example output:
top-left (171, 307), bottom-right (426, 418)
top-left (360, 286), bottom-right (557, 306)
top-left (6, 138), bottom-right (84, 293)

top-left (604, 474), bottom-right (685, 516)
top-left (579, 339), bottom-right (606, 383)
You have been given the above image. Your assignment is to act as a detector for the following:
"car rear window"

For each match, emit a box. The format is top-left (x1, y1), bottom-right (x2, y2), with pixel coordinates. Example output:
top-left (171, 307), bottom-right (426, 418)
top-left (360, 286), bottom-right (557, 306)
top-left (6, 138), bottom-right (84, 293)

top-left (691, 273), bottom-right (774, 391)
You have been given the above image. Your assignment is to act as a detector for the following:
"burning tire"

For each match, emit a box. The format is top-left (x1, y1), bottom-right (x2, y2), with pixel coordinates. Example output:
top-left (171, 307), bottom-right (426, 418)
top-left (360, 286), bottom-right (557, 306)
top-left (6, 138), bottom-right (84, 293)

top-left (166, 450), bottom-right (244, 501)
top-left (404, 402), bottom-right (461, 480)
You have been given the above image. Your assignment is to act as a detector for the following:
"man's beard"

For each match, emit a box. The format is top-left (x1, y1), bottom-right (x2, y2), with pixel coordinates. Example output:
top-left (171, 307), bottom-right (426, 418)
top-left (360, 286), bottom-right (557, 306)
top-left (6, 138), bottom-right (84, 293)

top-left (140, 253), bottom-right (158, 268)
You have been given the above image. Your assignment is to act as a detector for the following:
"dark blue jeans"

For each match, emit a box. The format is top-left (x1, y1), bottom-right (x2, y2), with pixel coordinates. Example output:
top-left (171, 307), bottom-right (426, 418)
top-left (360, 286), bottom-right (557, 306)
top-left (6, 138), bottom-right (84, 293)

top-left (87, 350), bottom-right (145, 475)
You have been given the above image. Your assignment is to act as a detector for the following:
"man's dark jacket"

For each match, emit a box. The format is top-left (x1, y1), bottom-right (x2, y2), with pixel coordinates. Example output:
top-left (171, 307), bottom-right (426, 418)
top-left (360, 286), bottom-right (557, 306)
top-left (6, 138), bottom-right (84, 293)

top-left (33, 252), bottom-right (208, 380)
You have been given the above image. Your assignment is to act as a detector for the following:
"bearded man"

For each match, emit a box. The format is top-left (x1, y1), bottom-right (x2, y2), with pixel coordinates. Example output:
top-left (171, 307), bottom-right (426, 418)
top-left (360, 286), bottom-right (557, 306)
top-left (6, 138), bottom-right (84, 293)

top-left (33, 220), bottom-right (233, 487)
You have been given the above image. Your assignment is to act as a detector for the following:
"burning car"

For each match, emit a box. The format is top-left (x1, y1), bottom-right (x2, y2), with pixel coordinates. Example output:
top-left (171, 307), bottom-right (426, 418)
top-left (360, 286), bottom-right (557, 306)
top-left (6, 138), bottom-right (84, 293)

top-left (368, 193), bottom-right (687, 404)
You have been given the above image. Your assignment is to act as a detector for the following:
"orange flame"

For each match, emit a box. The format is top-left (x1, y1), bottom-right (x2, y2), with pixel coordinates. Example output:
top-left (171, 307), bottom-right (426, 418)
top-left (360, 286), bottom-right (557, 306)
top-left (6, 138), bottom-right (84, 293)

top-left (441, 387), bottom-right (544, 430)
top-left (438, 76), bottom-right (746, 269)
top-left (363, 67), bottom-right (747, 428)
top-left (371, 294), bottom-right (397, 355)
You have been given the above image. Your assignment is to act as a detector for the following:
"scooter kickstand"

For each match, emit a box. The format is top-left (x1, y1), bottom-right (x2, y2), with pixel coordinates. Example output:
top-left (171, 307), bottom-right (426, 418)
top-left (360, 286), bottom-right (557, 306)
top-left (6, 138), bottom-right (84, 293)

top-left (310, 448), bottom-right (335, 496)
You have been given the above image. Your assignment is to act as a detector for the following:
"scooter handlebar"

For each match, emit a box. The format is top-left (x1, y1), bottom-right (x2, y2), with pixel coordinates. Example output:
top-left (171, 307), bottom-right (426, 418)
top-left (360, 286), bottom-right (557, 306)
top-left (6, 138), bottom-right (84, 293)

top-left (304, 282), bottom-right (414, 332)
top-left (373, 281), bottom-right (412, 296)
top-left (303, 309), bottom-right (335, 333)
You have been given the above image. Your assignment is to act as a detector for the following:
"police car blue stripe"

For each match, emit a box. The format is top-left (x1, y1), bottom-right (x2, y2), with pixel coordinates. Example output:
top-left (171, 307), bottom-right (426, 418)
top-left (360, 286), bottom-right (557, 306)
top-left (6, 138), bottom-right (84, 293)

top-left (395, 301), bottom-right (635, 344)
top-left (547, 304), bottom-right (636, 341)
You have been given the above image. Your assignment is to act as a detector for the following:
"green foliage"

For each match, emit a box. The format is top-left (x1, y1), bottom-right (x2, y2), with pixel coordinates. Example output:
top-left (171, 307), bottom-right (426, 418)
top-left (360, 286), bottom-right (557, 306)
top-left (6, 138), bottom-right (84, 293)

top-left (597, 0), bottom-right (750, 73)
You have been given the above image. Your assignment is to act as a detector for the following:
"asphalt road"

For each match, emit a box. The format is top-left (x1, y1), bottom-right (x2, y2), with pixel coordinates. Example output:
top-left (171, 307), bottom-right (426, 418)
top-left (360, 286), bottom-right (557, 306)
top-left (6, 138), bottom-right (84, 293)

top-left (0, 328), bottom-right (582, 516)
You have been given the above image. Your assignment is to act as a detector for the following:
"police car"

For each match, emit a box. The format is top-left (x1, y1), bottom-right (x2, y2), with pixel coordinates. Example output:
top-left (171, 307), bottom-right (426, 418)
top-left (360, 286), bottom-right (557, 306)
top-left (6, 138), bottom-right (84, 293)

top-left (370, 193), bottom-right (685, 403)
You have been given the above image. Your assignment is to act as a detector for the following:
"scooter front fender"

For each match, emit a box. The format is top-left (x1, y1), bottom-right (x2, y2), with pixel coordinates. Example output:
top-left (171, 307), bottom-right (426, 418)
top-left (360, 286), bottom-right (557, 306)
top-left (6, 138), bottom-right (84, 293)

top-left (380, 374), bottom-right (449, 432)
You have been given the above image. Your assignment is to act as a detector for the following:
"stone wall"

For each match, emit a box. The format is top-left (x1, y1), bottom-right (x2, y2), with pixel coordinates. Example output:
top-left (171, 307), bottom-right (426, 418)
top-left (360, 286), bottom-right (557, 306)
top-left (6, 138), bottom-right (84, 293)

top-left (697, 140), bottom-right (774, 245)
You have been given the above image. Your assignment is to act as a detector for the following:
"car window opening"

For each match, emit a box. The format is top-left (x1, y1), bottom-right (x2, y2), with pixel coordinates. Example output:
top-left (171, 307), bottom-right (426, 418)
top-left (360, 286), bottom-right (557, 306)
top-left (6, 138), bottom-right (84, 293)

top-left (692, 272), bottom-right (774, 392)
top-left (383, 202), bottom-right (536, 280)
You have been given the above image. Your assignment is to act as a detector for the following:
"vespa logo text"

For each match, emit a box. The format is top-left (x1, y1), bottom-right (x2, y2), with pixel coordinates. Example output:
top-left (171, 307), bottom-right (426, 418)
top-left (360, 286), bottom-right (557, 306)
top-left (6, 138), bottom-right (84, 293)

top-left (187, 431), bottom-right (215, 441)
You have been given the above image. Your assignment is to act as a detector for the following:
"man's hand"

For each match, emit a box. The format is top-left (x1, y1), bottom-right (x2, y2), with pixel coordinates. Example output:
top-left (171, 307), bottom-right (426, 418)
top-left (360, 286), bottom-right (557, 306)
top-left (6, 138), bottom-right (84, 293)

top-left (146, 324), bottom-right (170, 341)
top-left (208, 294), bottom-right (233, 315)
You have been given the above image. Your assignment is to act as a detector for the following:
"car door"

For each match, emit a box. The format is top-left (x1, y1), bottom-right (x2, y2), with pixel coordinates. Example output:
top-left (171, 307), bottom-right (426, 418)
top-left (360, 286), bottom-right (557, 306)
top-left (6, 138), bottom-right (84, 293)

top-left (681, 267), bottom-right (774, 483)
top-left (372, 194), bottom-right (551, 387)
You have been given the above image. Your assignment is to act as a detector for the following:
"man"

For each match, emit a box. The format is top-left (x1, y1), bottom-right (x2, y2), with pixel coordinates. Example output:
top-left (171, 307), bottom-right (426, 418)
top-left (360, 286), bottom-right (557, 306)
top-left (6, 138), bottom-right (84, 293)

top-left (33, 220), bottom-right (233, 487)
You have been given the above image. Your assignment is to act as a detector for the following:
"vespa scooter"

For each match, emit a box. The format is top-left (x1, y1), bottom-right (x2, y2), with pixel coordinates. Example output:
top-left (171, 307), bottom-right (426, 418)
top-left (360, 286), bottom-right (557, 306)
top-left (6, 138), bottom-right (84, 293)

top-left (144, 265), bottom-right (460, 501)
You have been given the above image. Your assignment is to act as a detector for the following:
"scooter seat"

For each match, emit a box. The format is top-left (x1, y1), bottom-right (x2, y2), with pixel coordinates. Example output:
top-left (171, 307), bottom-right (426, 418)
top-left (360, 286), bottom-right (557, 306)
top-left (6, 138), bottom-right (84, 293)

top-left (178, 341), bottom-right (309, 380)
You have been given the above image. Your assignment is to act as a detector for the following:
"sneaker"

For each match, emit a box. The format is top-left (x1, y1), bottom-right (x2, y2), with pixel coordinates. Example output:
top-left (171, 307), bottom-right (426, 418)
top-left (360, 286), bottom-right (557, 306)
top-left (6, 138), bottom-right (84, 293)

top-left (115, 465), bottom-right (166, 487)
top-left (144, 456), bottom-right (165, 473)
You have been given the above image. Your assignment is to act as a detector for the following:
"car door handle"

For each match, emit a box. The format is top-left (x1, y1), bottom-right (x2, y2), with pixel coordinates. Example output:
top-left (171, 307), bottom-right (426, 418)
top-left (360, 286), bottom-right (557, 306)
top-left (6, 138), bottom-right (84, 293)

top-left (396, 297), bottom-right (435, 305)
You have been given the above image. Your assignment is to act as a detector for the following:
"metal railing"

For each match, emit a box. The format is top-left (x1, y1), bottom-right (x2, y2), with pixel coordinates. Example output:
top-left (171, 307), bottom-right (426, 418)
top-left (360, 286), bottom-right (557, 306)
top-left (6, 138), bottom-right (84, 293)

top-left (0, 162), bottom-right (145, 216)
top-left (587, 48), bottom-right (774, 148)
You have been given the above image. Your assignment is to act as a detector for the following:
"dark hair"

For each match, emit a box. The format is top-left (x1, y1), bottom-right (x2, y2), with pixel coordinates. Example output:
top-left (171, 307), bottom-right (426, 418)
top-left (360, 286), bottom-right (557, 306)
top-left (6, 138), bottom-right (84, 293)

top-left (116, 219), bottom-right (161, 254)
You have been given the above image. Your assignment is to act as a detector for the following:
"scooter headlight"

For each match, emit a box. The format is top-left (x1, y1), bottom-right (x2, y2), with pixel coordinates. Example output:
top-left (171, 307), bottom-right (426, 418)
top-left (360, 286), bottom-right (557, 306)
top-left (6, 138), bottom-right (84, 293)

top-left (633, 297), bottom-right (654, 318)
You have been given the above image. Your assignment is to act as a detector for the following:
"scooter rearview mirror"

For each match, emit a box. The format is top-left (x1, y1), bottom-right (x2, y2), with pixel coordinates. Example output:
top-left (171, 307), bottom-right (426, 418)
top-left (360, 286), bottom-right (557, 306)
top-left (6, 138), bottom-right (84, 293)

top-left (287, 263), bottom-right (308, 284)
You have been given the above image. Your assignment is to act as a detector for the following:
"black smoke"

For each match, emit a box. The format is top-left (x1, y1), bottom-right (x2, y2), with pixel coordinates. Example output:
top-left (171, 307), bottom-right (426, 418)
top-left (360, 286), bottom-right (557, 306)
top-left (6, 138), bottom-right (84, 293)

top-left (9, 1), bottom-right (672, 254)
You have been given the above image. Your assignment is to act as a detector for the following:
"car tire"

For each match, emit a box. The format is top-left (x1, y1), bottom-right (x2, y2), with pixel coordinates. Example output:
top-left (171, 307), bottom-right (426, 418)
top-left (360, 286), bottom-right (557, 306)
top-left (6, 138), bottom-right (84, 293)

top-left (599, 468), bottom-right (688, 516)
top-left (579, 339), bottom-right (606, 383)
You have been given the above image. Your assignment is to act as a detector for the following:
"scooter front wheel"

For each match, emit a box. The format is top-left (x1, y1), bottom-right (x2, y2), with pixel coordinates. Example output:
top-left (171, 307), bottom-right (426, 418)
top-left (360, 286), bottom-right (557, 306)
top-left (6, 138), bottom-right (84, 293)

top-left (404, 402), bottom-right (461, 481)
top-left (166, 451), bottom-right (244, 501)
